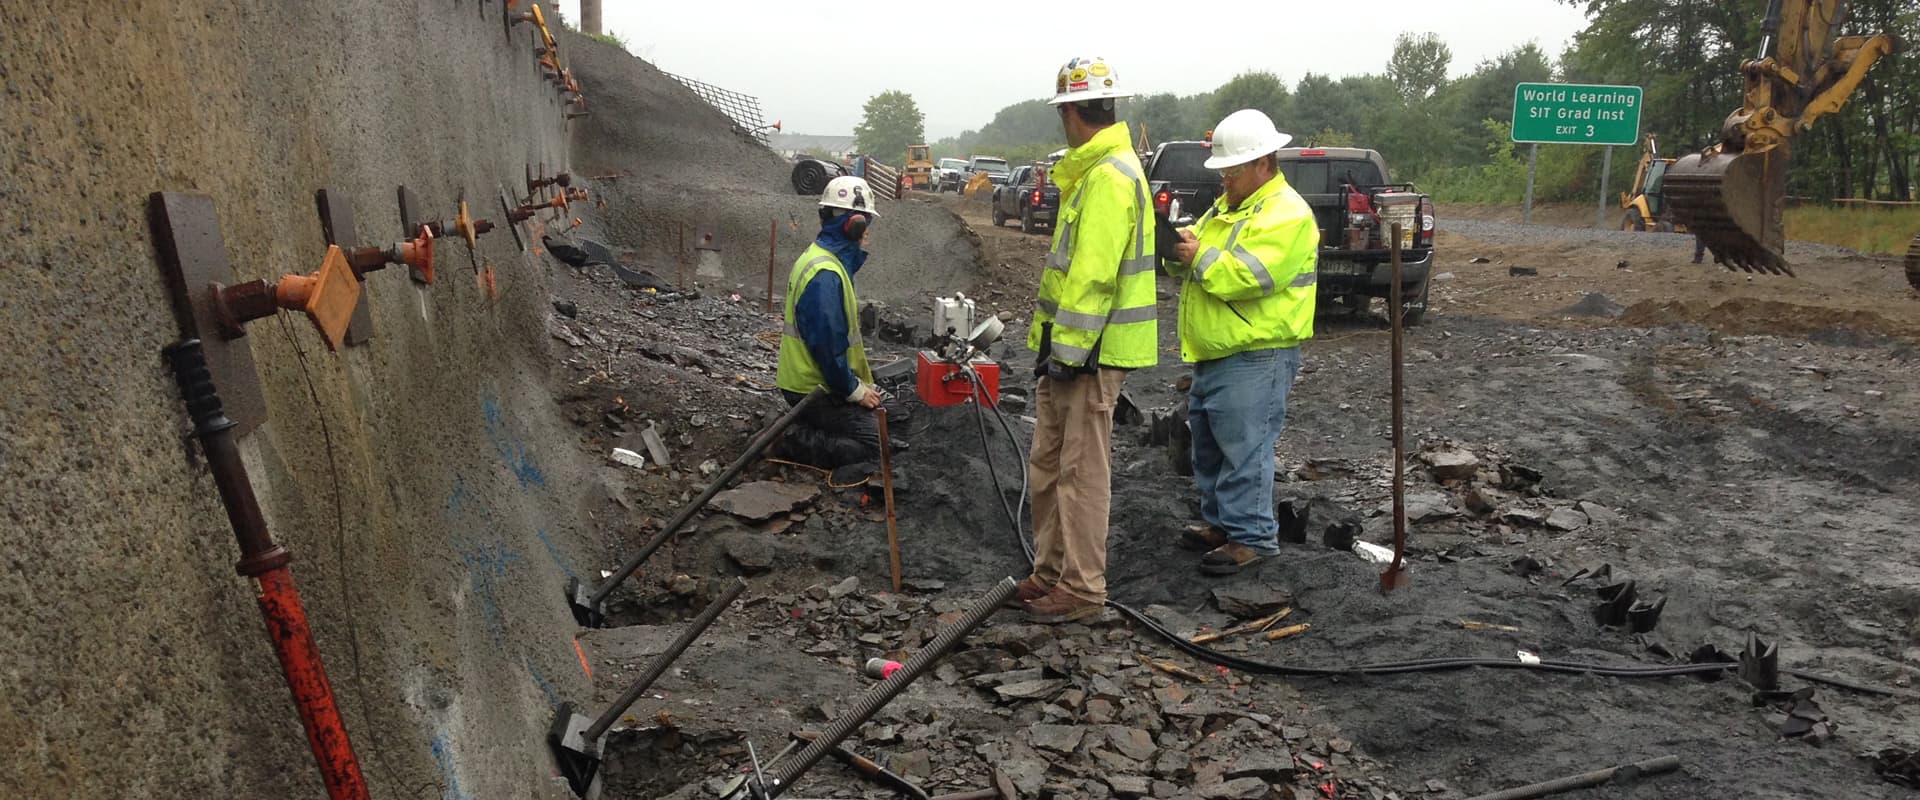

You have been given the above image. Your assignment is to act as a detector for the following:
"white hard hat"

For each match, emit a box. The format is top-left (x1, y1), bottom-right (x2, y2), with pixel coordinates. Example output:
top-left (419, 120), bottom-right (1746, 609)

top-left (1202, 109), bottom-right (1294, 169)
top-left (819, 176), bottom-right (880, 217)
top-left (1048, 56), bottom-right (1132, 106)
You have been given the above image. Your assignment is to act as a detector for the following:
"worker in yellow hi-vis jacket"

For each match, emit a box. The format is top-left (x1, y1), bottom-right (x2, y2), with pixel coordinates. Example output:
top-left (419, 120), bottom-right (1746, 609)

top-left (1167, 109), bottom-right (1320, 576)
top-left (1016, 56), bottom-right (1157, 624)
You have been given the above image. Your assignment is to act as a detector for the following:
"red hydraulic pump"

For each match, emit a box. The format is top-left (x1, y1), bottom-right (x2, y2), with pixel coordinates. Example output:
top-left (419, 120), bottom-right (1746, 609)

top-left (915, 351), bottom-right (999, 408)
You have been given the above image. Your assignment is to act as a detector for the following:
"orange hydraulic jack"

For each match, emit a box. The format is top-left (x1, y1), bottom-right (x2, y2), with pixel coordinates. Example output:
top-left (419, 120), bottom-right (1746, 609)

top-left (208, 246), bottom-right (364, 352)
top-left (419, 197), bottom-right (494, 273)
top-left (344, 227), bottom-right (436, 285)
top-left (527, 164), bottom-right (572, 198)
top-left (151, 192), bottom-right (370, 800)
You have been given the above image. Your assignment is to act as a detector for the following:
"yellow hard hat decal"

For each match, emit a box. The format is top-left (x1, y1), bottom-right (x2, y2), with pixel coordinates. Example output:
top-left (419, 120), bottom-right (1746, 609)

top-left (1089, 62), bottom-right (1110, 77)
top-left (1069, 68), bottom-right (1088, 83)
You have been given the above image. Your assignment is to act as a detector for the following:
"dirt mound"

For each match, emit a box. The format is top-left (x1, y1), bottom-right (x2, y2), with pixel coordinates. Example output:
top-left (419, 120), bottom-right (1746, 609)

top-left (1619, 296), bottom-right (1920, 340)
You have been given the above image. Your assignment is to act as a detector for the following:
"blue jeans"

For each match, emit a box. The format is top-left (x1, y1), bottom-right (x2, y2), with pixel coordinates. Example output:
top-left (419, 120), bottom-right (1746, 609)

top-left (1189, 346), bottom-right (1301, 555)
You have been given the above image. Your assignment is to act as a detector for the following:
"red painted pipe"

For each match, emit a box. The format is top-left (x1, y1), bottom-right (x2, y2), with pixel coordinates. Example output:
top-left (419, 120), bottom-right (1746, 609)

top-left (256, 567), bottom-right (370, 799)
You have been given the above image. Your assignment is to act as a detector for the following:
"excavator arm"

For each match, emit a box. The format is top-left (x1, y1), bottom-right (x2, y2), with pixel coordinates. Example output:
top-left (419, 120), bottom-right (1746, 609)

top-left (1666, 0), bottom-right (1896, 274)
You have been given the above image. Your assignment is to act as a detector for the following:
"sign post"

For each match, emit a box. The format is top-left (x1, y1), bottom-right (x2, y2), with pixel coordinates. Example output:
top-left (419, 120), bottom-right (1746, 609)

top-left (1511, 82), bottom-right (1642, 227)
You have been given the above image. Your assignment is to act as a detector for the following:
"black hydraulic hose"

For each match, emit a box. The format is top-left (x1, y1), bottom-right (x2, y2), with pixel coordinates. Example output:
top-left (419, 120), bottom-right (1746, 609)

top-left (966, 375), bottom-right (1914, 695)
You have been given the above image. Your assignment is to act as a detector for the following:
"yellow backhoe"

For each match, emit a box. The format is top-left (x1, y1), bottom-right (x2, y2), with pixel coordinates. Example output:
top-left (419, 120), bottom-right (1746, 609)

top-left (1666, 0), bottom-right (1896, 275)
top-left (1620, 135), bottom-right (1685, 233)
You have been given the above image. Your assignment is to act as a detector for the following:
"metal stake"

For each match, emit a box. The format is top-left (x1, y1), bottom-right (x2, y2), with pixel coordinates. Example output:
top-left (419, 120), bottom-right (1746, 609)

top-left (569, 388), bottom-right (827, 625)
top-left (1380, 223), bottom-right (1411, 593)
top-left (876, 408), bottom-right (903, 593)
top-left (743, 578), bottom-right (1017, 798)
top-left (551, 578), bottom-right (750, 797)
top-left (766, 218), bottom-right (777, 314)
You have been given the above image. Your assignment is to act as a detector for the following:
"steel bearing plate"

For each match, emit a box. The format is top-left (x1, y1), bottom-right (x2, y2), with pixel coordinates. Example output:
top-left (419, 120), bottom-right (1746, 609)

top-left (148, 191), bottom-right (270, 435)
top-left (315, 188), bottom-right (377, 345)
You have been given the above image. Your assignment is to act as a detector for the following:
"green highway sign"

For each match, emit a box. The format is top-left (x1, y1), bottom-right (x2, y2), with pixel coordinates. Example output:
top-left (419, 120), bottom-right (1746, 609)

top-left (1511, 82), bottom-right (1642, 146)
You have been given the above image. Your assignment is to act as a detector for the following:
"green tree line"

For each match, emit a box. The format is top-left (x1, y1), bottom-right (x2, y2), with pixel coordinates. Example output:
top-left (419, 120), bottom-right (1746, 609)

top-left (926, 1), bottom-right (1917, 206)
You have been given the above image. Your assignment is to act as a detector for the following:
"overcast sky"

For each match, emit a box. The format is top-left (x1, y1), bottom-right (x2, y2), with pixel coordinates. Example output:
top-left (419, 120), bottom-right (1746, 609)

top-left (557, 1), bottom-right (1593, 140)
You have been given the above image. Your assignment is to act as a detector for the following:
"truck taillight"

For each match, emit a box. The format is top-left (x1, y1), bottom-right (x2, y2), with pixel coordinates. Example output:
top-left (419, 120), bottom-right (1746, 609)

top-left (1155, 190), bottom-right (1170, 211)
top-left (1031, 189), bottom-right (1041, 205)
top-left (1300, 149), bottom-right (1326, 156)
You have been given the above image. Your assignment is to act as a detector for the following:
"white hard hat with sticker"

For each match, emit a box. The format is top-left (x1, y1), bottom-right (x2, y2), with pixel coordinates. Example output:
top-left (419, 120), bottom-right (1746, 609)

top-left (1048, 56), bottom-right (1132, 106)
top-left (819, 176), bottom-right (880, 217)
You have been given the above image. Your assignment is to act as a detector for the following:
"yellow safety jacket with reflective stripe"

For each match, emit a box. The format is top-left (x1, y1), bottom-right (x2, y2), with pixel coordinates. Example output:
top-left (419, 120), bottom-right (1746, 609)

top-left (776, 244), bottom-right (873, 395)
top-left (1026, 122), bottom-right (1158, 369)
top-left (1170, 172), bottom-right (1319, 363)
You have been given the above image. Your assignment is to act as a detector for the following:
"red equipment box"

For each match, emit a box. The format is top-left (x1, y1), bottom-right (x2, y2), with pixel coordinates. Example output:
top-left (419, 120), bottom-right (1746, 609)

top-left (915, 351), bottom-right (1000, 407)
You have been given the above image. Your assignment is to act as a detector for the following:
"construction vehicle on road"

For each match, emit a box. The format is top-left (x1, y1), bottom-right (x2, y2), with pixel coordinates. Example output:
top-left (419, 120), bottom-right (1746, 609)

top-left (1666, 0), bottom-right (1895, 275)
top-left (1619, 135), bottom-right (1686, 233)
top-left (904, 144), bottom-right (933, 193)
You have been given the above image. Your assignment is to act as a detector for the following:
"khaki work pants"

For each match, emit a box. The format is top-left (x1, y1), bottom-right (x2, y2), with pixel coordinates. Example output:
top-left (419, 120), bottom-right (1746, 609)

top-left (1027, 367), bottom-right (1128, 603)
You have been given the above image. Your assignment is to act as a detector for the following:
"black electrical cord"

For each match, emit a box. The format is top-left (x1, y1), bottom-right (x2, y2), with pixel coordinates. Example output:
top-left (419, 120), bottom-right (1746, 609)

top-left (959, 367), bottom-right (1914, 695)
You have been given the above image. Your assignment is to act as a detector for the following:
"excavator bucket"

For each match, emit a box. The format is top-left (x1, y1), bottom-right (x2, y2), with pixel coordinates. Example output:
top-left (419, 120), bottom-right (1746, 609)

top-left (1666, 144), bottom-right (1793, 275)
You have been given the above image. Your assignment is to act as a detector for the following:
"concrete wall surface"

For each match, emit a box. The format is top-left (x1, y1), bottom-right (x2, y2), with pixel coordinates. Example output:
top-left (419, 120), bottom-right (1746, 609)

top-left (0, 3), bottom-right (600, 797)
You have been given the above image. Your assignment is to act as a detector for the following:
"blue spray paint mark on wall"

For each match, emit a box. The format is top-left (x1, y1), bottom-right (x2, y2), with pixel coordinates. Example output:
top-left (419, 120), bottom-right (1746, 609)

top-left (453, 538), bottom-right (524, 648)
top-left (534, 527), bottom-right (577, 579)
top-left (524, 655), bottom-right (561, 709)
top-left (482, 394), bottom-right (546, 488)
top-left (446, 475), bottom-right (472, 515)
top-left (431, 729), bottom-right (472, 800)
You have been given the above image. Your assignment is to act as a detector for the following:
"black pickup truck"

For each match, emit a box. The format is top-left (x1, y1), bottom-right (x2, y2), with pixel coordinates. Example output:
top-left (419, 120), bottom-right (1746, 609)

top-left (1145, 141), bottom-right (1221, 228)
top-left (1275, 147), bottom-right (1435, 324)
top-left (991, 164), bottom-right (1060, 234)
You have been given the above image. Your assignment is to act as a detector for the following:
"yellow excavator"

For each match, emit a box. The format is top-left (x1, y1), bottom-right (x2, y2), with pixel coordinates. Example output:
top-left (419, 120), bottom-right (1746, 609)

top-left (1666, 0), bottom-right (1896, 276)
top-left (1619, 135), bottom-right (1685, 233)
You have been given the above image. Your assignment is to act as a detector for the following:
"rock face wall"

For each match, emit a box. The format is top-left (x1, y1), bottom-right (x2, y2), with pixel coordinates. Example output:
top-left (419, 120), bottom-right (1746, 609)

top-left (0, 5), bottom-right (594, 797)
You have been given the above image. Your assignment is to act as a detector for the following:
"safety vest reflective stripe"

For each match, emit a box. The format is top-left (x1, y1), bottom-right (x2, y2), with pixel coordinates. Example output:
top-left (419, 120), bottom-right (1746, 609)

top-left (1047, 156), bottom-right (1154, 278)
top-left (1290, 271), bottom-right (1318, 288)
top-left (1040, 301), bottom-right (1156, 330)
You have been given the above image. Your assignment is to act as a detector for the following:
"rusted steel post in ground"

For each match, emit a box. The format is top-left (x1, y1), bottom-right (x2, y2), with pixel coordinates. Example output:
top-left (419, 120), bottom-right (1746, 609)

top-left (876, 408), bottom-right (903, 593)
top-left (1380, 223), bottom-right (1411, 593)
top-left (165, 339), bottom-right (370, 800)
top-left (766, 218), bottom-right (777, 313)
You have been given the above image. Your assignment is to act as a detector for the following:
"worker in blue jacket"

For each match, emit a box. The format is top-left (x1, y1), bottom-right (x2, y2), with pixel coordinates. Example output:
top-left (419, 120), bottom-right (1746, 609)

top-left (774, 176), bottom-right (888, 468)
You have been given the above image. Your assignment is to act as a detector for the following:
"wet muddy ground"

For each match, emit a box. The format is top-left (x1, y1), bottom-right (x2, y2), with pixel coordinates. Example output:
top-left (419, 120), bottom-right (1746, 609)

top-left (545, 191), bottom-right (1919, 799)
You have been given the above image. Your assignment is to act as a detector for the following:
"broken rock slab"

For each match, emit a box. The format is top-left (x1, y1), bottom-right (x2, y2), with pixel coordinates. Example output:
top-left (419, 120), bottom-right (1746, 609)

top-left (1225, 749), bottom-right (1296, 782)
top-left (1422, 447), bottom-right (1480, 482)
top-left (1577, 500), bottom-right (1620, 525)
top-left (1199, 777), bottom-right (1269, 799)
top-left (1028, 723), bottom-right (1085, 755)
top-left (1399, 490), bottom-right (1460, 522)
top-left (1545, 506), bottom-right (1589, 531)
top-left (720, 531), bottom-right (774, 575)
top-left (1211, 586), bottom-right (1292, 620)
top-left (707, 480), bottom-right (818, 521)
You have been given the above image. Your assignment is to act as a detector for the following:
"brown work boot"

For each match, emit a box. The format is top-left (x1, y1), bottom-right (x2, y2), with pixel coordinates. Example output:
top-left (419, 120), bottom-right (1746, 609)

top-left (1199, 543), bottom-right (1270, 576)
top-left (1023, 587), bottom-right (1104, 624)
top-left (1180, 524), bottom-right (1229, 552)
top-left (1003, 576), bottom-right (1050, 609)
